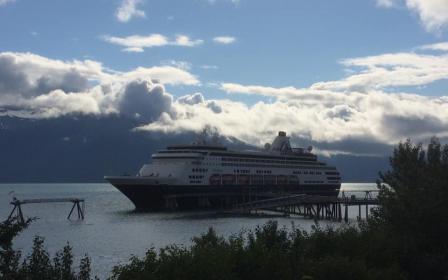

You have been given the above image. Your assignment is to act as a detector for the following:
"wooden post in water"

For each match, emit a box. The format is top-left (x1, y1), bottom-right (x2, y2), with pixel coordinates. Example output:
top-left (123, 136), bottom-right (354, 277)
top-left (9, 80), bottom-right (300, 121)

top-left (338, 204), bottom-right (342, 222)
top-left (365, 204), bottom-right (368, 219)
top-left (344, 204), bottom-right (348, 222)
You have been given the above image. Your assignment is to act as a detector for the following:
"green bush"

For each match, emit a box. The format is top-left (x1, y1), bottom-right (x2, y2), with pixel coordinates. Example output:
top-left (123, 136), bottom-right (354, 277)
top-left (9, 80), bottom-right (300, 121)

top-left (110, 221), bottom-right (405, 280)
top-left (0, 218), bottom-right (93, 280)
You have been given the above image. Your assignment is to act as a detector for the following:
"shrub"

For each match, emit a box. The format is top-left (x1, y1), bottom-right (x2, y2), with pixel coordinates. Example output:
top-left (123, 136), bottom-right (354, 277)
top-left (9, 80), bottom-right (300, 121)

top-left (0, 218), bottom-right (93, 280)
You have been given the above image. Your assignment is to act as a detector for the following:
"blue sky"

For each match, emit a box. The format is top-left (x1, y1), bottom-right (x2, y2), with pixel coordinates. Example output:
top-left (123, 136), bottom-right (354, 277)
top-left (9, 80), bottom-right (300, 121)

top-left (0, 0), bottom-right (442, 91)
top-left (1, 0), bottom-right (448, 155)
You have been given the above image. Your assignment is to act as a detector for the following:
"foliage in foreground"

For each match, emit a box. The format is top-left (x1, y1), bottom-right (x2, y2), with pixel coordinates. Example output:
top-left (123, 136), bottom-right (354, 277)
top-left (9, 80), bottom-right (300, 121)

top-left (373, 137), bottom-right (448, 279)
top-left (110, 221), bottom-right (404, 280)
top-left (0, 218), bottom-right (93, 280)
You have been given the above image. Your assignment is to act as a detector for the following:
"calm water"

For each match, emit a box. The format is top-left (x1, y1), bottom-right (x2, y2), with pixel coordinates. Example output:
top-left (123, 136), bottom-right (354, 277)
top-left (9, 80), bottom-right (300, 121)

top-left (0, 183), bottom-right (376, 277)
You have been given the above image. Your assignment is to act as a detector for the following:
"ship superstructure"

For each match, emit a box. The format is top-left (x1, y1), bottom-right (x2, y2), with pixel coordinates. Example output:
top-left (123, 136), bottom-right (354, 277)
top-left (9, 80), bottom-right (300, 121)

top-left (105, 131), bottom-right (341, 210)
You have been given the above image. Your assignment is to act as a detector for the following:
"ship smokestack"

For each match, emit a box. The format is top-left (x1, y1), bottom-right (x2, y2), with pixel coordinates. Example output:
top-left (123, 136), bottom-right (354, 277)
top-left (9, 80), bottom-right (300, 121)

top-left (278, 131), bottom-right (286, 137)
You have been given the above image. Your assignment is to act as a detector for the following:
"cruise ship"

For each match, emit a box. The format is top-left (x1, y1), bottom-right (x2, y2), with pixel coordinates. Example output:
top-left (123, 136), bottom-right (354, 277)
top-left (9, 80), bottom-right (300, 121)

top-left (105, 131), bottom-right (341, 210)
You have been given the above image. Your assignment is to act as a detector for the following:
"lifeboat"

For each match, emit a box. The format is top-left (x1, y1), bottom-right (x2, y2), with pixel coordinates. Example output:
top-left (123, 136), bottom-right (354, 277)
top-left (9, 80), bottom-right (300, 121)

top-left (209, 174), bottom-right (221, 185)
top-left (222, 174), bottom-right (236, 185)
top-left (237, 175), bottom-right (250, 185)
top-left (251, 175), bottom-right (263, 185)
top-left (276, 175), bottom-right (288, 185)
top-left (264, 175), bottom-right (276, 185)
top-left (288, 175), bottom-right (299, 185)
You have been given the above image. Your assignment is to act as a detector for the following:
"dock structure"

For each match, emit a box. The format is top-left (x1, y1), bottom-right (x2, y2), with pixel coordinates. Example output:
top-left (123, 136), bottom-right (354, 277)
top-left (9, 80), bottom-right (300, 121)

top-left (163, 189), bottom-right (379, 222)
top-left (228, 190), bottom-right (379, 221)
top-left (7, 197), bottom-right (85, 224)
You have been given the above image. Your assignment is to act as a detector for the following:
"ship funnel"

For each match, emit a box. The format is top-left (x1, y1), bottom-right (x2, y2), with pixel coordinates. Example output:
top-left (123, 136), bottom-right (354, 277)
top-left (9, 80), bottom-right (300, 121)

top-left (270, 131), bottom-right (292, 154)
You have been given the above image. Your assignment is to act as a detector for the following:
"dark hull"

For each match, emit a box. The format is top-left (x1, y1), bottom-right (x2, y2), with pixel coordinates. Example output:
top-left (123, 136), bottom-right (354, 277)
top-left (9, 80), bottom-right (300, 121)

top-left (111, 183), bottom-right (341, 211)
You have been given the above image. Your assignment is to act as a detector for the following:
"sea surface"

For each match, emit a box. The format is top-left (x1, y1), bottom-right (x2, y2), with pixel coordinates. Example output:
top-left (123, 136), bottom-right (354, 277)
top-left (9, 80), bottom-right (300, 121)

top-left (0, 183), bottom-right (376, 277)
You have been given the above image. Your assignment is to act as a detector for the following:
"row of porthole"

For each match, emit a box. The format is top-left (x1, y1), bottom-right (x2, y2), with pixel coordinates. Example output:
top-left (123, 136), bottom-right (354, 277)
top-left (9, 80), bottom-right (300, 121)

top-left (222, 157), bottom-right (314, 164)
top-left (188, 175), bottom-right (204, 179)
top-left (192, 168), bottom-right (208, 172)
top-left (234, 169), bottom-right (250, 174)
top-left (293, 171), bottom-right (323, 175)
top-left (256, 170), bottom-right (272, 174)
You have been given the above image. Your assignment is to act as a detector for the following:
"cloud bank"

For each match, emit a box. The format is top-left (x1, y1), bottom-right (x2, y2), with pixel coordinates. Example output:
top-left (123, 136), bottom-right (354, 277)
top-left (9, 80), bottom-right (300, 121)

top-left (140, 44), bottom-right (448, 153)
top-left (0, 52), bottom-right (197, 119)
top-left (2, 44), bottom-right (448, 156)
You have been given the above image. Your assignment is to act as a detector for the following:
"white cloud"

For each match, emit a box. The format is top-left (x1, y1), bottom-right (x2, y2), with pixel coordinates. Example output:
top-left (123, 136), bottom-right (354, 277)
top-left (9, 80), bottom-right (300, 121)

top-left (103, 34), bottom-right (168, 49)
top-left (0, 0), bottom-right (15, 6)
top-left (3, 45), bottom-right (448, 156)
top-left (200, 65), bottom-right (219, 70)
top-left (139, 88), bottom-right (448, 151)
top-left (138, 44), bottom-right (448, 153)
top-left (102, 34), bottom-right (203, 52)
top-left (376, 0), bottom-right (396, 8)
top-left (0, 52), bottom-right (199, 118)
top-left (376, 0), bottom-right (448, 32)
top-left (312, 52), bottom-right (448, 92)
top-left (116, 0), bottom-right (145, 23)
top-left (204, 0), bottom-right (239, 4)
top-left (174, 35), bottom-right (204, 47)
top-left (177, 92), bottom-right (205, 105)
top-left (407, 0), bottom-right (448, 32)
top-left (420, 41), bottom-right (448, 51)
top-left (123, 47), bottom-right (145, 53)
top-left (119, 66), bottom-right (199, 86)
top-left (161, 60), bottom-right (192, 70)
top-left (213, 36), bottom-right (236, 44)
top-left (221, 46), bottom-right (448, 96)
top-left (118, 80), bottom-right (173, 121)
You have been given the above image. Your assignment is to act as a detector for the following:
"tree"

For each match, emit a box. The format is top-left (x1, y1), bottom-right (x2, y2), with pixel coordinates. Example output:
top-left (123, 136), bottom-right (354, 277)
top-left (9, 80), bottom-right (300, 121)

top-left (0, 218), bottom-right (93, 280)
top-left (375, 137), bottom-right (448, 279)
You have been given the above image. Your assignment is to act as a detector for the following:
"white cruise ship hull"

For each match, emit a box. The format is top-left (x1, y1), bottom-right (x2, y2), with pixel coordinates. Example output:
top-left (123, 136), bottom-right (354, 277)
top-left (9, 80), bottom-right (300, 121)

top-left (105, 176), bottom-right (340, 211)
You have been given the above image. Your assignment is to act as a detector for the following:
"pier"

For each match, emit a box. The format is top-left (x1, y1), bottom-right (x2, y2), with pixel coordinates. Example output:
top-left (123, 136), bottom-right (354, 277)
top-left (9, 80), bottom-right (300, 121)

top-left (7, 197), bottom-right (85, 224)
top-left (163, 189), bottom-right (379, 222)
top-left (228, 190), bottom-right (379, 221)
